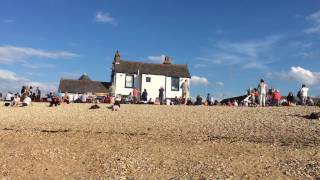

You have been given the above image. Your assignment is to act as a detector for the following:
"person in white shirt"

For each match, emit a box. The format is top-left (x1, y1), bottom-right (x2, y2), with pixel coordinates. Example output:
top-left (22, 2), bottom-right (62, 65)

top-left (73, 93), bottom-right (79, 102)
top-left (11, 94), bottom-right (21, 106)
top-left (21, 96), bottom-right (32, 106)
top-left (81, 93), bottom-right (87, 103)
top-left (300, 84), bottom-right (309, 105)
top-left (258, 79), bottom-right (268, 107)
top-left (5, 92), bottom-right (13, 101)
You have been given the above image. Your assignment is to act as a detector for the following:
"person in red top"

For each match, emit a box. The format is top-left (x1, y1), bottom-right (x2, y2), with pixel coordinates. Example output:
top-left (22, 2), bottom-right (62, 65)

top-left (273, 90), bottom-right (281, 106)
top-left (132, 87), bottom-right (140, 104)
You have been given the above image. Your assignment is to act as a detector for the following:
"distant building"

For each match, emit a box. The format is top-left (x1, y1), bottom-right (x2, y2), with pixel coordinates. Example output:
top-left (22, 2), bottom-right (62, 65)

top-left (58, 51), bottom-right (191, 100)
top-left (58, 73), bottom-right (111, 96)
top-left (111, 51), bottom-right (191, 101)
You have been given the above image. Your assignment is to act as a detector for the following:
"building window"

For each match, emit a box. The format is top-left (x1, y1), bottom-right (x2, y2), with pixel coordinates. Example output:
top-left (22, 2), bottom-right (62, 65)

top-left (125, 75), bottom-right (134, 88)
top-left (146, 77), bottom-right (151, 82)
top-left (171, 77), bottom-right (179, 91)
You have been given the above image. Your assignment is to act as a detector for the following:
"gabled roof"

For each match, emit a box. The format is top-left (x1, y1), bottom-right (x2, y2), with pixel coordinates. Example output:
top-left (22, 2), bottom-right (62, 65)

top-left (113, 60), bottom-right (191, 78)
top-left (58, 79), bottom-right (111, 94)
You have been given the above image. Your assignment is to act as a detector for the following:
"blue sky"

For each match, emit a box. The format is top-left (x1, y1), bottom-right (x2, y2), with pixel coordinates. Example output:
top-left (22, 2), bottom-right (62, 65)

top-left (0, 0), bottom-right (320, 99)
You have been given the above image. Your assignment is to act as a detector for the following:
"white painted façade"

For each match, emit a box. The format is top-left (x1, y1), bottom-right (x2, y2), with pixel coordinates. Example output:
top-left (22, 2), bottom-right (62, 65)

top-left (111, 51), bottom-right (191, 101)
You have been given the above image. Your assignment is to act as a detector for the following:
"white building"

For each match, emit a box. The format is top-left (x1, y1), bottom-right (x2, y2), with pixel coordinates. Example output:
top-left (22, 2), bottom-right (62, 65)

top-left (111, 51), bottom-right (191, 101)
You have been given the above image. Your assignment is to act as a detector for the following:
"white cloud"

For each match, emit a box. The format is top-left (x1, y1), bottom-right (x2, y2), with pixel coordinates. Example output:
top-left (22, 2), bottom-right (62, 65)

top-left (0, 46), bottom-right (79, 64)
top-left (190, 76), bottom-right (209, 86)
top-left (3, 19), bottom-right (15, 23)
top-left (242, 62), bottom-right (268, 70)
top-left (0, 69), bottom-right (57, 94)
top-left (0, 69), bottom-right (22, 81)
top-left (146, 54), bottom-right (166, 63)
top-left (22, 63), bottom-right (56, 69)
top-left (280, 66), bottom-right (320, 86)
top-left (304, 10), bottom-right (320, 34)
top-left (215, 81), bottom-right (224, 87)
top-left (60, 72), bottom-right (82, 79)
top-left (95, 11), bottom-right (116, 24)
top-left (197, 35), bottom-right (282, 70)
top-left (193, 63), bottom-right (206, 69)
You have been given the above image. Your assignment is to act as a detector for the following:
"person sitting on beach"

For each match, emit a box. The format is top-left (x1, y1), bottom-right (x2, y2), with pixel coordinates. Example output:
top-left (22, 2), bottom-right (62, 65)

top-left (186, 98), bottom-right (193, 105)
top-left (5, 92), bottom-right (14, 102)
top-left (49, 94), bottom-right (60, 107)
top-left (141, 89), bottom-right (148, 103)
top-left (11, 93), bottom-right (21, 107)
top-left (272, 90), bottom-right (281, 106)
top-left (286, 92), bottom-right (296, 106)
top-left (233, 100), bottom-right (239, 107)
top-left (195, 95), bottom-right (203, 105)
top-left (112, 95), bottom-right (121, 111)
top-left (125, 92), bottom-right (133, 104)
top-left (21, 95), bottom-right (32, 107)
top-left (81, 93), bottom-right (87, 103)
top-left (63, 92), bottom-right (70, 104)
top-left (306, 97), bottom-right (314, 106)
top-left (154, 97), bottom-right (160, 105)
top-left (172, 96), bottom-right (180, 105)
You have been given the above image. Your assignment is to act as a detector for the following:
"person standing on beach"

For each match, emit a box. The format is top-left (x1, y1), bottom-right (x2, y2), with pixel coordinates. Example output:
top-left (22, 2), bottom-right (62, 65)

top-left (141, 89), bottom-right (148, 103)
top-left (258, 79), bottom-right (268, 107)
top-left (181, 79), bottom-right (189, 105)
top-left (132, 87), bottom-right (140, 104)
top-left (159, 87), bottom-right (164, 105)
top-left (36, 87), bottom-right (41, 102)
top-left (300, 84), bottom-right (309, 105)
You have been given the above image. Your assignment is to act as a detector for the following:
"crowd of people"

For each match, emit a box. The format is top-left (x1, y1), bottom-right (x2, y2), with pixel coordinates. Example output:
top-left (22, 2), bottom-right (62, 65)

top-left (222, 79), bottom-right (315, 107)
top-left (1, 79), bottom-right (318, 110)
top-left (2, 86), bottom-right (39, 107)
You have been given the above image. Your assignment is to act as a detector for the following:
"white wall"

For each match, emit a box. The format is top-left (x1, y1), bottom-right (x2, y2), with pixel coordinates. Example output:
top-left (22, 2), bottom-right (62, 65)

top-left (165, 77), bottom-right (190, 99)
top-left (141, 74), bottom-right (165, 101)
top-left (114, 73), bottom-right (141, 96)
top-left (114, 72), bottom-right (190, 100)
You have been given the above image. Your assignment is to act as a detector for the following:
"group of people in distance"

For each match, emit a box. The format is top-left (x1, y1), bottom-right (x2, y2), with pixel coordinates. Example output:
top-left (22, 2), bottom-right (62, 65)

top-left (3, 86), bottom-right (40, 107)
top-left (46, 92), bottom-right (92, 107)
top-left (2, 79), bottom-right (317, 109)
top-left (239, 79), bottom-right (313, 107)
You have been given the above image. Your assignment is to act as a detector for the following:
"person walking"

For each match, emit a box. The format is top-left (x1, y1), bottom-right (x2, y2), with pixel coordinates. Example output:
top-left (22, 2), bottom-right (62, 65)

top-left (258, 79), bottom-right (268, 107)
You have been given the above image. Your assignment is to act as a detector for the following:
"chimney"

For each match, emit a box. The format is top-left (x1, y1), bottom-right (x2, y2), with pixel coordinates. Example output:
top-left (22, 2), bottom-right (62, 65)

top-left (163, 56), bottom-right (172, 64)
top-left (113, 50), bottom-right (121, 64)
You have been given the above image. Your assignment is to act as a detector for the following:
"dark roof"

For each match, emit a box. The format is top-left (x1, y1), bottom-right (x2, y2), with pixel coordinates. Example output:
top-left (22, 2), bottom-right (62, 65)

top-left (58, 79), bottom-right (111, 94)
top-left (113, 60), bottom-right (191, 78)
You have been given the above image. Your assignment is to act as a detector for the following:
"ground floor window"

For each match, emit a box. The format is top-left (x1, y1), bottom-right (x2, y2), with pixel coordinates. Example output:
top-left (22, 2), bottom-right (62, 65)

top-left (125, 75), bottom-right (134, 88)
top-left (171, 77), bottom-right (179, 91)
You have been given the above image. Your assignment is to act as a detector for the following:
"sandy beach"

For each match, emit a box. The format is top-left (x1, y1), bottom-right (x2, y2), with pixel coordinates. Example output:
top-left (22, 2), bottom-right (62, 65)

top-left (0, 103), bottom-right (319, 179)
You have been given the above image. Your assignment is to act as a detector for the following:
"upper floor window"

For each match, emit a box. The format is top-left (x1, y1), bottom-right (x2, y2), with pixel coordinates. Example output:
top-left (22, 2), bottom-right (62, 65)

top-left (146, 77), bottom-right (151, 82)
